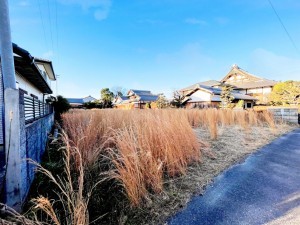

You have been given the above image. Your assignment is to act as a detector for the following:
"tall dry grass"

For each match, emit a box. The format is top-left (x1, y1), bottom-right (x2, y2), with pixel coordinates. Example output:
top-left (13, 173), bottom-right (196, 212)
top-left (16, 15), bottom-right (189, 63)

top-left (61, 108), bottom-right (278, 206)
top-left (63, 109), bottom-right (203, 205)
top-left (1, 131), bottom-right (104, 225)
top-left (184, 109), bottom-right (277, 138)
top-left (28, 131), bottom-right (93, 225)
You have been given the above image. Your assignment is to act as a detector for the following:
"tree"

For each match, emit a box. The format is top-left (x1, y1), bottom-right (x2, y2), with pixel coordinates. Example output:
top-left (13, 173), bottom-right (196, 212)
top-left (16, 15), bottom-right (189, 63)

top-left (269, 81), bottom-right (300, 105)
top-left (145, 102), bottom-right (151, 109)
top-left (100, 88), bottom-right (114, 108)
top-left (220, 85), bottom-right (234, 108)
top-left (171, 91), bottom-right (185, 108)
top-left (52, 95), bottom-right (71, 121)
top-left (236, 100), bottom-right (244, 108)
top-left (156, 94), bottom-right (169, 109)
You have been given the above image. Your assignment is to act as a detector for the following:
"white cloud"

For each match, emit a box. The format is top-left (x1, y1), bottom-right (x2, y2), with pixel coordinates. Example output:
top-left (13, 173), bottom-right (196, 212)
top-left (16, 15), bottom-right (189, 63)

top-left (249, 48), bottom-right (300, 81)
top-left (58, 0), bottom-right (112, 21)
top-left (185, 18), bottom-right (207, 26)
top-left (42, 50), bottom-right (54, 59)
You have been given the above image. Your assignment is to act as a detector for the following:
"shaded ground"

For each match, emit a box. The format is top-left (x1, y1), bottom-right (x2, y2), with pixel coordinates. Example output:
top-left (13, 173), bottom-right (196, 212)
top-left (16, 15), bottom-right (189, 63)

top-left (167, 128), bottom-right (300, 225)
top-left (123, 125), bottom-right (296, 225)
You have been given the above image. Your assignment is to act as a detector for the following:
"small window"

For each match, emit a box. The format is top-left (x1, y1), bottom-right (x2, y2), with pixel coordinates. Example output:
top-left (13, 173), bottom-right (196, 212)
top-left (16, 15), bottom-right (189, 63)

top-left (246, 103), bottom-right (252, 108)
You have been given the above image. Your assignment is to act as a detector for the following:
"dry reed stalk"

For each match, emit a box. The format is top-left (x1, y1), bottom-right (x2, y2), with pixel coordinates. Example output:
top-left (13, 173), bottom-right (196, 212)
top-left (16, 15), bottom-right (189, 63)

top-left (261, 111), bottom-right (276, 130)
top-left (206, 109), bottom-right (218, 139)
top-left (108, 110), bottom-right (202, 205)
top-left (235, 110), bottom-right (248, 130)
top-left (0, 203), bottom-right (41, 225)
top-left (248, 110), bottom-right (259, 126)
top-left (109, 126), bottom-right (148, 206)
top-left (28, 131), bottom-right (105, 225)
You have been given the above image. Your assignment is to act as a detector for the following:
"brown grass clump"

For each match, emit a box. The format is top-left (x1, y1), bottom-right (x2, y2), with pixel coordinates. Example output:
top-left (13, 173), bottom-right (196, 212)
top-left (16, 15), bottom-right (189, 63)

top-left (108, 110), bottom-right (203, 205)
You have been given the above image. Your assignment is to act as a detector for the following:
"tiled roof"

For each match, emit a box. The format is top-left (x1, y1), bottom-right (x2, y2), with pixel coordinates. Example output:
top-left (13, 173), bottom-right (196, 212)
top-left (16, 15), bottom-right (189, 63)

top-left (180, 80), bottom-right (221, 92)
top-left (138, 95), bottom-right (159, 102)
top-left (232, 92), bottom-right (257, 100)
top-left (115, 89), bottom-right (159, 104)
top-left (231, 80), bottom-right (277, 89)
top-left (120, 96), bottom-right (130, 100)
top-left (221, 65), bottom-right (277, 89)
top-left (67, 98), bottom-right (84, 104)
top-left (67, 96), bottom-right (96, 104)
top-left (185, 85), bottom-right (257, 102)
top-left (83, 96), bottom-right (97, 103)
top-left (129, 89), bottom-right (152, 96)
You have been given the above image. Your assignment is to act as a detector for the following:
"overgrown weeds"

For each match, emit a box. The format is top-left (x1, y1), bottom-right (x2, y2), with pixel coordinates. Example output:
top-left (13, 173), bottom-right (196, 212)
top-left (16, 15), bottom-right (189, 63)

top-left (61, 109), bottom-right (279, 206)
top-left (2, 108), bottom-right (287, 225)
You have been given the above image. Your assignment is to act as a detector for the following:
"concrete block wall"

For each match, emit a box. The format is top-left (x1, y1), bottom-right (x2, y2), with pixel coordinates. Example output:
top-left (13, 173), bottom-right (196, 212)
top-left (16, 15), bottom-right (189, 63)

top-left (267, 108), bottom-right (299, 124)
top-left (19, 91), bottom-right (54, 202)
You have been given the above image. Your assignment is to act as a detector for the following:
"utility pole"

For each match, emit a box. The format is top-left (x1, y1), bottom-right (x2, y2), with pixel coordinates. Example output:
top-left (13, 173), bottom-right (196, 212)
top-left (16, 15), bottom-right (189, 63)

top-left (0, 0), bottom-right (22, 211)
top-left (0, 0), bottom-right (16, 89)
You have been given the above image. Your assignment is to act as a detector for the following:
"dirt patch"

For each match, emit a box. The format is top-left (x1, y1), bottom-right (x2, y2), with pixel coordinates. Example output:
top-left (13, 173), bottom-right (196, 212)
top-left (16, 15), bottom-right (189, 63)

top-left (121, 124), bottom-right (297, 225)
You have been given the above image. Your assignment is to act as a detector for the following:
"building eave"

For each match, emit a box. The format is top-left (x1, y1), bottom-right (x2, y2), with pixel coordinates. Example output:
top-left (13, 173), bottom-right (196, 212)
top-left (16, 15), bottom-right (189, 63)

top-left (14, 56), bottom-right (52, 94)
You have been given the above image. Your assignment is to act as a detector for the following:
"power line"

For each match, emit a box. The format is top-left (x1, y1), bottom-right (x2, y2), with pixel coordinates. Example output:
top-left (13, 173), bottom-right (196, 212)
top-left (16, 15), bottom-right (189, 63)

top-left (37, 0), bottom-right (48, 49)
top-left (267, 0), bottom-right (299, 53)
top-left (47, 0), bottom-right (54, 51)
top-left (55, 0), bottom-right (60, 67)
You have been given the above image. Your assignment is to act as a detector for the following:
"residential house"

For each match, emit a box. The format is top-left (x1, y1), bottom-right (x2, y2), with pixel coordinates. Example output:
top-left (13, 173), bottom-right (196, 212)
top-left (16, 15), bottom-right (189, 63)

top-left (182, 85), bottom-right (256, 109)
top-left (0, 43), bottom-right (56, 208)
top-left (180, 64), bottom-right (277, 108)
top-left (67, 95), bottom-right (97, 108)
top-left (221, 64), bottom-right (277, 104)
top-left (113, 89), bottom-right (159, 109)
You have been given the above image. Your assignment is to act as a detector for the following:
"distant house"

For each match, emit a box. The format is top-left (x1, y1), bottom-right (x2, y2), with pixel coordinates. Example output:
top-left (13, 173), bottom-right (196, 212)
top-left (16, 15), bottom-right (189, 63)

top-left (180, 64), bottom-right (277, 108)
top-left (113, 89), bottom-right (159, 109)
top-left (221, 65), bottom-right (277, 104)
top-left (181, 85), bottom-right (257, 109)
top-left (67, 95), bottom-right (97, 108)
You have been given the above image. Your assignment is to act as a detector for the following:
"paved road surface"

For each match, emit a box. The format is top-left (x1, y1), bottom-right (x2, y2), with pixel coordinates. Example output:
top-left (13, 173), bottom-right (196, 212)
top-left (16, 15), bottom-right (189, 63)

top-left (168, 128), bottom-right (300, 225)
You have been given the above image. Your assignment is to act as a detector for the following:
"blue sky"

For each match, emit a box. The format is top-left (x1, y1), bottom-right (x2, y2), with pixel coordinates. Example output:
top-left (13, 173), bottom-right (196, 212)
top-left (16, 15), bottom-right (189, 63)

top-left (8, 0), bottom-right (300, 98)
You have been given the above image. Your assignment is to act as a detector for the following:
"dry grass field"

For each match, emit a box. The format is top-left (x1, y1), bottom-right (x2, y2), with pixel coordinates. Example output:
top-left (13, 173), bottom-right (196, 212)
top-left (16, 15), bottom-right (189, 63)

top-left (1, 109), bottom-right (296, 225)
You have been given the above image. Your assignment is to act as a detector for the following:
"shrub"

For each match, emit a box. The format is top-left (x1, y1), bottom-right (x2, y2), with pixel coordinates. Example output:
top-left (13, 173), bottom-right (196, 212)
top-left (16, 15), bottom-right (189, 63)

top-left (52, 95), bottom-right (71, 121)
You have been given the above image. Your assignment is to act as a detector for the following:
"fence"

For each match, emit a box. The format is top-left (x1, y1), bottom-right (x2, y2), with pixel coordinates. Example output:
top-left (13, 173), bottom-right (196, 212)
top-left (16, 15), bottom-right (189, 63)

top-left (24, 94), bottom-right (53, 124)
top-left (267, 107), bottom-right (299, 124)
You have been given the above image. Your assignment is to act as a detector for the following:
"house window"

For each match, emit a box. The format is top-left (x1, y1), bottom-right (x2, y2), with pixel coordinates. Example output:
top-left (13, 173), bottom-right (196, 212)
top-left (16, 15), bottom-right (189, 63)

top-left (246, 103), bottom-right (252, 108)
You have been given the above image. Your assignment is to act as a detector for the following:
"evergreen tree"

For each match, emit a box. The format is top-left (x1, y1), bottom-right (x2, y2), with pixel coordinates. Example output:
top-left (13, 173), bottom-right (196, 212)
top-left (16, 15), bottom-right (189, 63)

top-left (220, 85), bottom-right (234, 108)
top-left (100, 88), bottom-right (114, 108)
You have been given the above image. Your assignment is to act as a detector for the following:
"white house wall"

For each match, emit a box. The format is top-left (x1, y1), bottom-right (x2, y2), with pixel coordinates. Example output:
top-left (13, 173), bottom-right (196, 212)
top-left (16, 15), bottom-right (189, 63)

top-left (16, 72), bottom-right (44, 101)
top-left (262, 87), bottom-right (272, 94)
top-left (189, 90), bottom-right (211, 102)
top-left (239, 87), bottom-right (272, 95)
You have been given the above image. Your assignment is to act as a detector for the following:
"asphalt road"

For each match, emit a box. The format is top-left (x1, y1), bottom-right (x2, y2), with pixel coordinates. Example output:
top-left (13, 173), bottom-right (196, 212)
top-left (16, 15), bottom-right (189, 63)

top-left (167, 128), bottom-right (300, 225)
